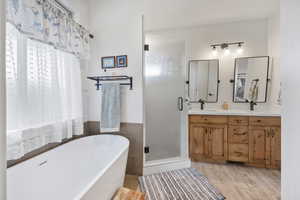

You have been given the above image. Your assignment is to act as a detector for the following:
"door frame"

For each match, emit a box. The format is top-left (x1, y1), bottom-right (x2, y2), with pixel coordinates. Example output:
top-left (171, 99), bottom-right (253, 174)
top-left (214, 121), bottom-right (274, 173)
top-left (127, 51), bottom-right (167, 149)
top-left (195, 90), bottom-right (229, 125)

top-left (0, 0), bottom-right (7, 198)
top-left (142, 29), bottom-right (190, 173)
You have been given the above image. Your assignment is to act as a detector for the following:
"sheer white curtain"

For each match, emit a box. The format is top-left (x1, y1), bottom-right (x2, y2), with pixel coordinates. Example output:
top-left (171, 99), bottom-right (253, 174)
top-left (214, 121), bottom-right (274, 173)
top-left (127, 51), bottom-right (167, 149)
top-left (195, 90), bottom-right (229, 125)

top-left (6, 23), bottom-right (84, 160)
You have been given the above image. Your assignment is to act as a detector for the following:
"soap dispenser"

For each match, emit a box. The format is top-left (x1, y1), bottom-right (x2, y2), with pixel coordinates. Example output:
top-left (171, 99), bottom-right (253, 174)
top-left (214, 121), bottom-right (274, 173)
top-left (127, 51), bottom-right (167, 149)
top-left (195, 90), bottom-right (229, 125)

top-left (222, 101), bottom-right (229, 110)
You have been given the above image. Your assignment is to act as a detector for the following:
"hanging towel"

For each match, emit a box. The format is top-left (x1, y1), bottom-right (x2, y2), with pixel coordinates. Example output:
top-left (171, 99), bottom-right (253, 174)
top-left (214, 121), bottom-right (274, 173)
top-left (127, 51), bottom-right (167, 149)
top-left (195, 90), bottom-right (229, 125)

top-left (248, 79), bottom-right (259, 102)
top-left (100, 82), bottom-right (121, 133)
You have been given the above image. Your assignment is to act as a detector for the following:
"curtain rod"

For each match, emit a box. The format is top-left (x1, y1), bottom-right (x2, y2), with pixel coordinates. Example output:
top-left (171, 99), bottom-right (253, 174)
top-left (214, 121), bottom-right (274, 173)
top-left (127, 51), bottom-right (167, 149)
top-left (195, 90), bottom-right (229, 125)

top-left (52, 0), bottom-right (73, 17)
top-left (50, 0), bottom-right (94, 39)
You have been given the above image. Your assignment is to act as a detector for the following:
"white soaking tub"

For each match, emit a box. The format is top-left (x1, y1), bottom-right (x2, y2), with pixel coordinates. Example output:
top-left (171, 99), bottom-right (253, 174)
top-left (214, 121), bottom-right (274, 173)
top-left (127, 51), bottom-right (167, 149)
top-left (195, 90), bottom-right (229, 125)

top-left (7, 135), bottom-right (129, 200)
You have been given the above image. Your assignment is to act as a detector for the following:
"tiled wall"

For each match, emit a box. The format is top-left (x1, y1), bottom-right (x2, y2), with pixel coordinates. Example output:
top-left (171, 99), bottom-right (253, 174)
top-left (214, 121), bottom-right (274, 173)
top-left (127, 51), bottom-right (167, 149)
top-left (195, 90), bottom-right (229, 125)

top-left (85, 122), bottom-right (144, 176)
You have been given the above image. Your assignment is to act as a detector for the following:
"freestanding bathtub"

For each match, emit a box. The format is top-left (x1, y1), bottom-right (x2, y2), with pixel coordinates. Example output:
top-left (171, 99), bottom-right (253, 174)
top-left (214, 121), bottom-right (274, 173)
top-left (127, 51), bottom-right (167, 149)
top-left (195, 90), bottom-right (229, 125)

top-left (7, 135), bottom-right (129, 200)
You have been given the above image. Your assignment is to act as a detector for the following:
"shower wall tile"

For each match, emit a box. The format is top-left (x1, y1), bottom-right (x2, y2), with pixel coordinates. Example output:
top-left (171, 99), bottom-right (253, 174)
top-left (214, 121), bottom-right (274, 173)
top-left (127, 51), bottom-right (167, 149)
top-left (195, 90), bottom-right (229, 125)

top-left (85, 121), bottom-right (144, 176)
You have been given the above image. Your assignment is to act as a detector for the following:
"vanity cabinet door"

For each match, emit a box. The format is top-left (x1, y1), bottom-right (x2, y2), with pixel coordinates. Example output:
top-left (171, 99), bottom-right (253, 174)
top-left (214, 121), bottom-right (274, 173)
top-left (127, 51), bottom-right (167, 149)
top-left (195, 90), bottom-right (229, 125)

top-left (228, 144), bottom-right (249, 162)
top-left (228, 126), bottom-right (249, 144)
top-left (270, 127), bottom-right (281, 169)
top-left (249, 126), bottom-right (268, 167)
top-left (189, 124), bottom-right (227, 162)
top-left (189, 124), bottom-right (207, 161)
top-left (208, 125), bottom-right (228, 161)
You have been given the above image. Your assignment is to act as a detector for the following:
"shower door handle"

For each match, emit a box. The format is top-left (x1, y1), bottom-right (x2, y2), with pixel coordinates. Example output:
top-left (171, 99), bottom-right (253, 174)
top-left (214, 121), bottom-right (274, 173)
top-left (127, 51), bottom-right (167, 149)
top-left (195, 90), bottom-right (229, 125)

top-left (178, 97), bottom-right (184, 111)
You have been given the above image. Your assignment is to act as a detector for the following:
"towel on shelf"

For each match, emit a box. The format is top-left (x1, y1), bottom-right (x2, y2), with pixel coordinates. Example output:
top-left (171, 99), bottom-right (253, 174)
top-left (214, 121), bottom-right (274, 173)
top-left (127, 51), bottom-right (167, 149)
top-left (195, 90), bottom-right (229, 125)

top-left (100, 82), bottom-right (121, 133)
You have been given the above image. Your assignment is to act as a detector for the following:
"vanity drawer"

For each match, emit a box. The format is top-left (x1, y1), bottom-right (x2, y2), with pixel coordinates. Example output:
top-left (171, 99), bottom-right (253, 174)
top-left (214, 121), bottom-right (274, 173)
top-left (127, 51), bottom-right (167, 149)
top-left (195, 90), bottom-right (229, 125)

top-left (228, 144), bottom-right (249, 162)
top-left (189, 115), bottom-right (227, 124)
top-left (228, 126), bottom-right (249, 144)
top-left (249, 117), bottom-right (281, 126)
top-left (229, 116), bottom-right (249, 126)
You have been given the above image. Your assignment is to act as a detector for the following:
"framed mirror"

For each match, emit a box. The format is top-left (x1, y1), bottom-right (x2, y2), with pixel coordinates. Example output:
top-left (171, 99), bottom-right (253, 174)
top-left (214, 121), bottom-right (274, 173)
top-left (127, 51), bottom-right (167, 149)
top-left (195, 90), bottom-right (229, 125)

top-left (188, 59), bottom-right (219, 103)
top-left (233, 56), bottom-right (270, 103)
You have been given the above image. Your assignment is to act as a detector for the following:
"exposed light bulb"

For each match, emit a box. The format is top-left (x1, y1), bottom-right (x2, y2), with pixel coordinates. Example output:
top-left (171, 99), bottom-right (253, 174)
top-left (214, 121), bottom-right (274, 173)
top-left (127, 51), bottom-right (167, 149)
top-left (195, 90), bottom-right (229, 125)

top-left (224, 48), bottom-right (230, 56)
top-left (212, 51), bottom-right (218, 56)
top-left (212, 46), bottom-right (218, 56)
top-left (237, 48), bottom-right (243, 54)
top-left (237, 43), bottom-right (243, 54)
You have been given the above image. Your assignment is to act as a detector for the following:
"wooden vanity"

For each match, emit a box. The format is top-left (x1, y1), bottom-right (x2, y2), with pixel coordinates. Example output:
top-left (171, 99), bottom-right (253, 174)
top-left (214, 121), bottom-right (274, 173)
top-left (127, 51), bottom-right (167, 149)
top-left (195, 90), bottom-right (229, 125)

top-left (189, 114), bottom-right (281, 169)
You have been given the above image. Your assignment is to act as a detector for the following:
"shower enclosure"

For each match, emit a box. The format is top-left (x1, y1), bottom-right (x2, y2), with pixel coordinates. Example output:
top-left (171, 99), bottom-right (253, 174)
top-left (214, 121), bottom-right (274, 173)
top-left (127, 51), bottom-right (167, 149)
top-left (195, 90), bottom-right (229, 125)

top-left (144, 33), bottom-right (188, 166)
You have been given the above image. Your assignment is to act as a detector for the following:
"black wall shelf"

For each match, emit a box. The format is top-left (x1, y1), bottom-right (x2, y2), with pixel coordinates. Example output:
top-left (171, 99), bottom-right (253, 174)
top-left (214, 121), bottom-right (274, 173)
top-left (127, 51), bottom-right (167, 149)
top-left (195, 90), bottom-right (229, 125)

top-left (87, 75), bottom-right (133, 90)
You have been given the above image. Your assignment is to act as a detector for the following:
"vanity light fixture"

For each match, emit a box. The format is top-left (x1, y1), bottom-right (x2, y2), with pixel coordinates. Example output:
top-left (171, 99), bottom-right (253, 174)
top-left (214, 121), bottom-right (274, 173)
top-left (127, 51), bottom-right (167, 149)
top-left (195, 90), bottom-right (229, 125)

top-left (221, 43), bottom-right (230, 56)
top-left (210, 42), bottom-right (245, 55)
top-left (220, 43), bottom-right (229, 49)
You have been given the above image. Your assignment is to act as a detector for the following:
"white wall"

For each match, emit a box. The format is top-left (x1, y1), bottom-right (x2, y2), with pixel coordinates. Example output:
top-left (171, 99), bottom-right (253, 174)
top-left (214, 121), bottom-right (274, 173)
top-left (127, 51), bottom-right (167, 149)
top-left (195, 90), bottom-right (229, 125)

top-left (144, 0), bottom-right (279, 31)
top-left (147, 19), bottom-right (279, 111)
top-left (0, 0), bottom-right (6, 198)
top-left (65, 1), bottom-right (280, 123)
top-left (86, 0), bottom-right (144, 123)
top-left (281, 0), bottom-right (300, 199)
top-left (268, 14), bottom-right (281, 109)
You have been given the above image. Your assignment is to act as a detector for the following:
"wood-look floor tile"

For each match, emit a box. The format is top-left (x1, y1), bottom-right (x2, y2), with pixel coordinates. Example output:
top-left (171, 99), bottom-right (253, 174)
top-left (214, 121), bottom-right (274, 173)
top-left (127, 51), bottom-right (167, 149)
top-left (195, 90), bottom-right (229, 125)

top-left (124, 175), bottom-right (140, 191)
top-left (124, 162), bottom-right (281, 200)
top-left (113, 187), bottom-right (145, 200)
top-left (192, 162), bottom-right (281, 200)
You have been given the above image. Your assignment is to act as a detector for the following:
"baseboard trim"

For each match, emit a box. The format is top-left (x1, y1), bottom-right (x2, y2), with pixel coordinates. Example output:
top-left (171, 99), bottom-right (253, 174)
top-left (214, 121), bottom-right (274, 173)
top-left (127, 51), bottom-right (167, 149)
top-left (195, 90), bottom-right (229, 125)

top-left (143, 158), bottom-right (191, 175)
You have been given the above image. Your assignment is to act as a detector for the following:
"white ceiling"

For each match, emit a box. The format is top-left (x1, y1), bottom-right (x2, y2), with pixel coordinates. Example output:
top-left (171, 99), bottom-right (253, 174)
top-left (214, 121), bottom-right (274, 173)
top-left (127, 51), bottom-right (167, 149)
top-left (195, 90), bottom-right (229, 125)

top-left (144, 0), bottom-right (279, 31)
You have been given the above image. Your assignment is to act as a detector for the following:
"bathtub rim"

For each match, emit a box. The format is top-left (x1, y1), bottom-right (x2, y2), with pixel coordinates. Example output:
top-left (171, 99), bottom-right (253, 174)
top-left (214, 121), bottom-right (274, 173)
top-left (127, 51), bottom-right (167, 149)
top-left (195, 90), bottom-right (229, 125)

top-left (7, 133), bottom-right (129, 168)
top-left (7, 134), bottom-right (129, 200)
top-left (74, 135), bottom-right (129, 200)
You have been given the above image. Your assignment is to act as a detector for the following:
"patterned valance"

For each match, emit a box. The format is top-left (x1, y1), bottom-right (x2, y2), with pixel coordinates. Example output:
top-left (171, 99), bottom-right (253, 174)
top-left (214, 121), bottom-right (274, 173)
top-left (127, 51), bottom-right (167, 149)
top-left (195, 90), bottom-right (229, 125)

top-left (7, 0), bottom-right (90, 59)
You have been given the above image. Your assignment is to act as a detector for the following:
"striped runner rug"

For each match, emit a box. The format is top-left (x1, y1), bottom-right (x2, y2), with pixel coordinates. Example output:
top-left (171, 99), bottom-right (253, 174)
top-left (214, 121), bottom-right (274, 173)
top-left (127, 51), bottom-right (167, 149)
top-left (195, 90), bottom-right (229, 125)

top-left (138, 168), bottom-right (225, 200)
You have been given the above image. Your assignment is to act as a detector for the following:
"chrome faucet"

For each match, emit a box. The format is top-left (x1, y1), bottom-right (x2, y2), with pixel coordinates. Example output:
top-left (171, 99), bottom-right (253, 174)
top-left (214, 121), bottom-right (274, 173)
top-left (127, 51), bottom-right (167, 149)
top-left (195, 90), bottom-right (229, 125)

top-left (198, 99), bottom-right (205, 110)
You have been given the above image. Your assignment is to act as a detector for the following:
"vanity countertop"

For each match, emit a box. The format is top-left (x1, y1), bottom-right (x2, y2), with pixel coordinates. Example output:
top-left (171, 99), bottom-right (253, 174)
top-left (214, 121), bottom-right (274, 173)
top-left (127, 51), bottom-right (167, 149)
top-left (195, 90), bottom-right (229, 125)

top-left (188, 109), bottom-right (281, 117)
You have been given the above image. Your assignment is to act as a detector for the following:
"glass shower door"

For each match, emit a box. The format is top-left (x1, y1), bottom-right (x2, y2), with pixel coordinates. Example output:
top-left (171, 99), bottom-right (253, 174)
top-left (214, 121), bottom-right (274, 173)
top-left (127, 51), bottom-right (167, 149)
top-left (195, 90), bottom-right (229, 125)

top-left (144, 36), bottom-right (186, 162)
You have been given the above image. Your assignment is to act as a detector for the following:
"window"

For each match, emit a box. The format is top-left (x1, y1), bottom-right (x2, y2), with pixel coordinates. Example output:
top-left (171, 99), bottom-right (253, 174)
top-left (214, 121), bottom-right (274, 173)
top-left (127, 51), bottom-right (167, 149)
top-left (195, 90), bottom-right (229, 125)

top-left (6, 23), bottom-right (83, 160)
